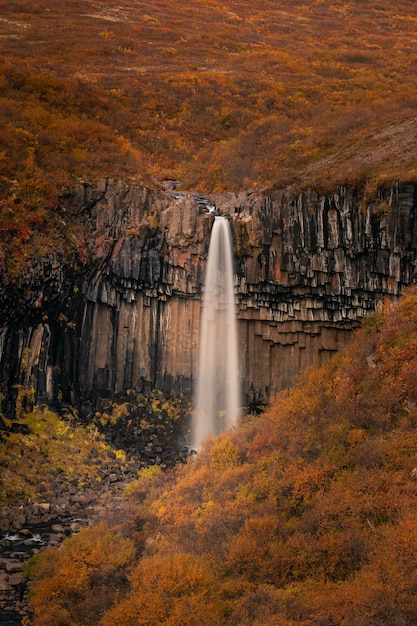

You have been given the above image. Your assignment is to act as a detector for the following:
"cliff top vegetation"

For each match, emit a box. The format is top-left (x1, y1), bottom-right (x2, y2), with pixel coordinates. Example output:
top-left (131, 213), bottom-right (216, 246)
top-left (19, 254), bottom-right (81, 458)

top-left (25, 285), bottom-right (417, 625)
top-left (2, 0), bottom-right (417, 279)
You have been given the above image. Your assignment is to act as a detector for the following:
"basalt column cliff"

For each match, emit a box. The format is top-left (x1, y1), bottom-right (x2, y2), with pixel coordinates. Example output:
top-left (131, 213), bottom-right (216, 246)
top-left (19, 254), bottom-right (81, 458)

top-left (1, 180), bottom-right (416, 415)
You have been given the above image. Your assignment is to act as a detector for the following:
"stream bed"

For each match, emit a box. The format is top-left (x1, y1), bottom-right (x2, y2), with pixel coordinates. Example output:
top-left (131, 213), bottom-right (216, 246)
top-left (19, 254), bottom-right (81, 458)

top-left (0, 516), bottom-right (87, 624)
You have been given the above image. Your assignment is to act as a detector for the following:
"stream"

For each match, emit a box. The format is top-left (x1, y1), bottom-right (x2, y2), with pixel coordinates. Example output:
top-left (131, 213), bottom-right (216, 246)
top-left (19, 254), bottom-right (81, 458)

top-left (0, 515), bottom-right (87, 624)
top-left (0, 467), bottom-right (133, 625)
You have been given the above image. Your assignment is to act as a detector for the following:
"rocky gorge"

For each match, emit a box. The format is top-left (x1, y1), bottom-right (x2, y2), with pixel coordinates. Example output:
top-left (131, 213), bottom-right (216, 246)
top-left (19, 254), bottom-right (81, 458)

top-left (1, 177), bottom-right (417, 622)
top-left (1, 179), bottom-right (417, 420)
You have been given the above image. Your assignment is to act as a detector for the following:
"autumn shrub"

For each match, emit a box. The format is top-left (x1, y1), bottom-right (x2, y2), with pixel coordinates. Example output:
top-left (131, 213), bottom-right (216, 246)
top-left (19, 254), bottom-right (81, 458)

top-left (26, 522), bottom-right (136, 626)
top-left (337, 511), bottom-right (417, 625)
top-left (0, 62), bottom-right (146, 282)
top-left (1, 0), bottom-right (417, 211)
top-left (101, 553), bottom-right (226, 626)
top-left (128, 287), bottom-right (417, 618)
top-left (287, 510), bottom-right (417, 625)
top-left (26, 286), bottom-right (417, 624)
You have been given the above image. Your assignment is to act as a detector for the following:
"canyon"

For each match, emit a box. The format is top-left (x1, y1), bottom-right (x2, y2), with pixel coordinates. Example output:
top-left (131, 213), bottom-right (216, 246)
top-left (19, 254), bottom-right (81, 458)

top-left (1, 179), bottom-right (417, 419)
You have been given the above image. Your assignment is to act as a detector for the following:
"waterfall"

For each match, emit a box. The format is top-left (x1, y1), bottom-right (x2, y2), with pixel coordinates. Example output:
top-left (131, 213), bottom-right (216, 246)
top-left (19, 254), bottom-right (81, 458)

top-left (192, 216), bottom-right (240, 449)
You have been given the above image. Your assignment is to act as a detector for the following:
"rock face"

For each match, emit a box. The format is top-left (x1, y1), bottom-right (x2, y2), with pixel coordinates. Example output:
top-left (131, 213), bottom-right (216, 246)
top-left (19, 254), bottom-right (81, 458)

top-left (1, 179), bottom-right (417, 415)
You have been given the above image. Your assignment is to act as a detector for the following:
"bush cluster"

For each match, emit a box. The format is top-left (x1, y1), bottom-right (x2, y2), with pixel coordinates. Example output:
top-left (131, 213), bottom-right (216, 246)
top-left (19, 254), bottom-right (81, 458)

top-left (26, 286), bottom-right (417, 625)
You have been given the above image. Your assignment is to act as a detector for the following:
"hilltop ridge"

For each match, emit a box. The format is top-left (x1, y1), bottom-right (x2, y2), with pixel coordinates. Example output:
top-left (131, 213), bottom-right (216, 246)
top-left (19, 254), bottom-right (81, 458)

top-left (1, 0), bottom-right (417, 194)
top-left (2, 0), bottom-right (417, 282)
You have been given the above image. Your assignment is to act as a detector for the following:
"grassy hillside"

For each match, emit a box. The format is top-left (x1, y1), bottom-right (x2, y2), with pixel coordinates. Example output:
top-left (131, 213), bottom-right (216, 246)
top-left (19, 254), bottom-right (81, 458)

top-left (2, 0), bottom-right (417, 280)
top-left (26, 286), bottom-right (417, 625)
top-left (2, 0), bottom-right (417, 284)
top-left (2, 0), bottom-right (417, 191)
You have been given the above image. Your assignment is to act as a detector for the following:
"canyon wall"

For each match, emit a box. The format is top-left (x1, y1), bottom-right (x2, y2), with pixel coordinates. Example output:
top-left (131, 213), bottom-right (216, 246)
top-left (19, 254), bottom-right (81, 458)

top-left (1, 179), bottom-right (417, 416)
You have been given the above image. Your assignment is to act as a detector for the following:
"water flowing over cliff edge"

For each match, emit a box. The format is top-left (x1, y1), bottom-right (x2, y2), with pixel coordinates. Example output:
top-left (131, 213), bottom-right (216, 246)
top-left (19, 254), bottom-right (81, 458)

top-left (1, 179), bottom-right (417, 418)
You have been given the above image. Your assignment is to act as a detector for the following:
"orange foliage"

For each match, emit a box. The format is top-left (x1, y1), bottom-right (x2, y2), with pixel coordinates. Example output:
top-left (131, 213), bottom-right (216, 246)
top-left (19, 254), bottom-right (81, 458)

top-left (98, 286), bottom-right (417, 623)
top-left (1, 0), bottom-right (417, 198)
top-left (2, 0), bottom-right (417, 279)
top-left (27, 521), bottom-right (136, 626)
top-left (0, 64), bottom-right (146, 281)
top-left (102, 553), bottom-right (225, 626)
top-left (25, 285), bottom-right (417, 621)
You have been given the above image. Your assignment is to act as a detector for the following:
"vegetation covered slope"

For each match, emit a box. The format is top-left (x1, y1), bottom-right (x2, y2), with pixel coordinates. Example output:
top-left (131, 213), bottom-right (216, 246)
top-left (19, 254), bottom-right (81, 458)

top-left (26, 286), bottom-right (417, 625)
top-left (0, 395), bottom-right (125, 504)
top-left (2, 0), bottom-right (417, 280)
top-left (3, 0), bottom-right (417, 191)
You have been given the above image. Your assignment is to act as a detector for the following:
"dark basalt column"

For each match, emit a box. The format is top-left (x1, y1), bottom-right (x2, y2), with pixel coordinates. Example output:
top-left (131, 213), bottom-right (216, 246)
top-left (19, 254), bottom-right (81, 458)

top-left (1, 180), bottom-right (416, 416)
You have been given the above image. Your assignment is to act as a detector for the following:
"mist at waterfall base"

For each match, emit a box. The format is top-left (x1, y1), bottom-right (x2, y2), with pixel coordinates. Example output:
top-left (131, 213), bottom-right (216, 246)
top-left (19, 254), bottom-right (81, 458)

top-left (192, 216), bottom-right (240, 450)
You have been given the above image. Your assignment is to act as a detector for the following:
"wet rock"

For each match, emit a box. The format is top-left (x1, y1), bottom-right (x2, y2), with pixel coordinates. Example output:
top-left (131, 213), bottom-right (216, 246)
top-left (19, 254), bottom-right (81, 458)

top-left (7, 573), bottom-right (23, 586)
top-left (10, 515), bottom-right (25, 530)
top-left (69, 521), bottom-right (83, 533)
top-left (70, 495), bottom-right (92, 506)
top-left (0, 579), bottom-right (13, 594)
top-left (22, 539), bottom-right (35, 546)
top-left (125, 463), bottom-right (140, 475)
top-left (48, 534), bottom-right (65, 546)
top-left (50, 524), bottom-right (65, 533)
top-left (3, 560), bottom-right (23, 574)
top-left (33, 503), bottom-right (51, 514)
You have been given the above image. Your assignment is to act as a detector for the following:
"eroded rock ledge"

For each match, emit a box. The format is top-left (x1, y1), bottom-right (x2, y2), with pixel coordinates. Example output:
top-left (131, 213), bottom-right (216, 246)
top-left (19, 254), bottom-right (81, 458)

top-left (1, 179), bottom-right (417, 414)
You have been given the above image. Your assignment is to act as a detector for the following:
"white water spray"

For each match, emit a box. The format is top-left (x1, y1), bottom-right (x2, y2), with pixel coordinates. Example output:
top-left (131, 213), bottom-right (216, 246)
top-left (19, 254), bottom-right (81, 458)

top-left (192, 216), bottom-right (240, 449)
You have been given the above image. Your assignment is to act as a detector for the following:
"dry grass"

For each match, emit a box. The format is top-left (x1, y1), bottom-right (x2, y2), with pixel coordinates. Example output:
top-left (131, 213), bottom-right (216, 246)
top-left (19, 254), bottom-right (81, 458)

top-left (1, 0), bottom-right (417, 191)
top-left (2, 0), bottom-right (417, 278)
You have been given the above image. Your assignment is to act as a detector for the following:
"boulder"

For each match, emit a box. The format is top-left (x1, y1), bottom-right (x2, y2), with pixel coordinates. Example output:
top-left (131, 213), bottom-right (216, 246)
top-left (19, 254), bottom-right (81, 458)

top-left (3, 560), bottom-right (23, 574)
top-left (7, 572), bottom-right (23, 586)
top-left (33, 503), bottom-right (51, 514)
top-left (0, 579), bottom-right (13, 593)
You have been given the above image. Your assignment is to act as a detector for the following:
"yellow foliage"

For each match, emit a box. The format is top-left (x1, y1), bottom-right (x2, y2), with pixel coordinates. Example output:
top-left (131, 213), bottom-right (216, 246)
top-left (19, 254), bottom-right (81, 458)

top-left (0, 406), bottom-right (118, 502)
top-left (210, 435), bottom-right (240, 471)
